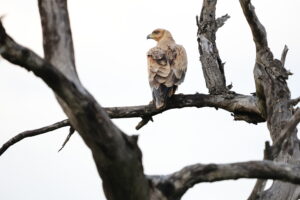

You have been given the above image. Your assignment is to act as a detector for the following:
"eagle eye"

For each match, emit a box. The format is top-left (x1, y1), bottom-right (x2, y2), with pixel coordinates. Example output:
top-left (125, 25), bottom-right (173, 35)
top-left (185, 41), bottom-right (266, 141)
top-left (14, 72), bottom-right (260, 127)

top-left (153, 30), bottom-right (160, 34)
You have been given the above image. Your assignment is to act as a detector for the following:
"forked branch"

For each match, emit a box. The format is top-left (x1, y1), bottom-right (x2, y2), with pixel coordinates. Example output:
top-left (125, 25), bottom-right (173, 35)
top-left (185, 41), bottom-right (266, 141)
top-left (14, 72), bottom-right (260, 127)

top-left (196, 0), bottom-right (228, 94)
top-left (0, 119), bottom-right (70, 156)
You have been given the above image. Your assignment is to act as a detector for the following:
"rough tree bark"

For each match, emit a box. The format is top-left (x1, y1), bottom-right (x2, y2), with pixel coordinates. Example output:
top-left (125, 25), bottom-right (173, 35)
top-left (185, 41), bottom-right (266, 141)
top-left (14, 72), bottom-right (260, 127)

top-left (1, 0), bottom-right (300, 200)
top-left (197, 0), bottom-right (228, 94)
top-left (239, 0), bottom-right (300, 199)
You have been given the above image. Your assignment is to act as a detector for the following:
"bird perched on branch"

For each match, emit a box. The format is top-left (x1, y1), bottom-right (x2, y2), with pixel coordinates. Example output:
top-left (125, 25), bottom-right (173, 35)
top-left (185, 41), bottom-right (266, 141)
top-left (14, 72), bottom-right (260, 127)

top-left (147, 28), bottom-right (187, 109)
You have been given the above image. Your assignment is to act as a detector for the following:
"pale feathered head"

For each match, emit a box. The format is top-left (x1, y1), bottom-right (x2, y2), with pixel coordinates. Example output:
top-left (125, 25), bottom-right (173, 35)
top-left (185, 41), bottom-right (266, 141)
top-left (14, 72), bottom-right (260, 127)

top-left (147, 28), bottom-right (174, 42)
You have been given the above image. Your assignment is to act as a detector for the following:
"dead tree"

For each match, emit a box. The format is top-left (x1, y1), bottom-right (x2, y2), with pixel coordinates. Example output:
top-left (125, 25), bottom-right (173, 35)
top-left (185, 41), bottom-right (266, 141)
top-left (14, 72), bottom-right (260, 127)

top-left (1, 0), bottom-right (300, 199)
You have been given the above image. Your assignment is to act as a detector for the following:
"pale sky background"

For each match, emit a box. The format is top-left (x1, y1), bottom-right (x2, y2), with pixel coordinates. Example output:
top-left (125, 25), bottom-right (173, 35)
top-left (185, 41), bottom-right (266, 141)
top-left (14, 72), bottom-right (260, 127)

top-left (0, 0), bottom-right (300, 199)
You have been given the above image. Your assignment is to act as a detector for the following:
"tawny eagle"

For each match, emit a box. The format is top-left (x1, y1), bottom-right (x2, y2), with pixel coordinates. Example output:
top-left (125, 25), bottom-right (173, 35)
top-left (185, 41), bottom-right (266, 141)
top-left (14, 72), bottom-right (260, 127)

top-left (147, 28), bottom-right (187, 108)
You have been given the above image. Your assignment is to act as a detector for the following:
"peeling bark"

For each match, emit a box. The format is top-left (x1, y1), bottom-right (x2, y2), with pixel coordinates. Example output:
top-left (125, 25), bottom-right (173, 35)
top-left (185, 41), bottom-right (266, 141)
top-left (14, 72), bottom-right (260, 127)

top-left (196, 0), bottom-right (228, 94)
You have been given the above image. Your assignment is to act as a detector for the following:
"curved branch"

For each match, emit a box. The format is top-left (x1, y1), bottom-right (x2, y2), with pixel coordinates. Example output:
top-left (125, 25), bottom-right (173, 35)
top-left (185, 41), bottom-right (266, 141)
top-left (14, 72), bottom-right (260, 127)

top-left (239, 0), bottom-right (268, 50)
top-left (0, 120), bottom-right (70, 156)
top-left (150, 160), bottom-right (300, 200)
top-left (240, 0), bottom-right (300, 199)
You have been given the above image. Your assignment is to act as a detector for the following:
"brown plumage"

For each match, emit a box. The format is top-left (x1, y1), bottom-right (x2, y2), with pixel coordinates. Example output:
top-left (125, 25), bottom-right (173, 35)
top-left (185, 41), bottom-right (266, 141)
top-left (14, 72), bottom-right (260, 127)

top-left (146, 28), bottom-right (187, 108)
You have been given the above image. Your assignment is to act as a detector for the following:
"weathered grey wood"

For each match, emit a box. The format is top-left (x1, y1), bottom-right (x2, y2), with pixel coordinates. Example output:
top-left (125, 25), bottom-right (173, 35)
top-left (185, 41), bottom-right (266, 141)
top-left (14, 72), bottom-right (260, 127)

top-left (0, 20), bottom-right (150, 200)
top-left (150, 160), bottom-right (300, 200)
top-left (240, 0), bottom-right (300, 199)
top-left (196, 0), bottom-right (228, 94)
top-left (38, 0), bottom-right (78, 82)
top-left (1, 0), bottom-right (300, 199)
top-left (37, 1), bottom-right (151, 199)
top-left (105, 93), bottom-right (264, 124)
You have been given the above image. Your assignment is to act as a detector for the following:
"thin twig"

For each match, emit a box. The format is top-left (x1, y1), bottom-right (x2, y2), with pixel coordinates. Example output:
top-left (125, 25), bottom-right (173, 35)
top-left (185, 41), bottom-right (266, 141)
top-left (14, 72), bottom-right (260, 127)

top-left (0, 119), bottom-right (70, 156)
top-left (58, 126), bottom-right (75, 152)
top-left (135, 116), bottom-right (153, 130)
top-left (281, 45), bottom-right (289, 68)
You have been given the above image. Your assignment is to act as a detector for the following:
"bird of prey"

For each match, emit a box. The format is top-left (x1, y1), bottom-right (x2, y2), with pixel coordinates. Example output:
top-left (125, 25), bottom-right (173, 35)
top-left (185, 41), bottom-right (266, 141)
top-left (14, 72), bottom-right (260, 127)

top-left (147, 28), bottom-right (187, 109)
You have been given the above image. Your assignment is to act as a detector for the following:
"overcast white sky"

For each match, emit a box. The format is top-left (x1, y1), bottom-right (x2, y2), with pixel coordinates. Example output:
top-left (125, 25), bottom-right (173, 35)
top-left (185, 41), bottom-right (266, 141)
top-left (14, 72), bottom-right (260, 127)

top-left (0, 0), bottom-right (300, 199)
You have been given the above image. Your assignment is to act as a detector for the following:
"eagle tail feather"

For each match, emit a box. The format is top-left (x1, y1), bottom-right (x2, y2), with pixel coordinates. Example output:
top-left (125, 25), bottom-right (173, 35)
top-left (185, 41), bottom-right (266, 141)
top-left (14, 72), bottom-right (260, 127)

top-left (152, 85), bottom-right (176, 109)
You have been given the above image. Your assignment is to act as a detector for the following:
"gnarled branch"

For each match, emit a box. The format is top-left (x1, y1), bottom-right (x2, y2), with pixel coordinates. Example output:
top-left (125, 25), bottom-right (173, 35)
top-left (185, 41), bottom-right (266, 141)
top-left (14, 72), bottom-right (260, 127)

top-left (0, 92), bottom-right (264, 156)
top-left (0, 10), bottom-right (150, 200)
top-left (150, 160), bottom-right (300, 200)
top-left (105, 93), bottom-right (264, 124)
top-left (240, 0), bottom-right (300, 199)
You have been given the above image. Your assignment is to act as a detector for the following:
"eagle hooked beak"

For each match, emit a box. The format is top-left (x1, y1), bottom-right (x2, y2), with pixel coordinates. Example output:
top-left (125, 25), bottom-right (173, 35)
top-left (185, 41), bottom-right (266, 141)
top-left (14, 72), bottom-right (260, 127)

top-left (147, 34), bottom-right (152, 40)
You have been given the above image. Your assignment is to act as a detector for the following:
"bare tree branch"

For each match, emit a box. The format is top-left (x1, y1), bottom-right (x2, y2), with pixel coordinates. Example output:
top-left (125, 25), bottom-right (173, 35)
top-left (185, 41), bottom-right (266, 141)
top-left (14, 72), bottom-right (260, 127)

top-left (0, 11), bottom-right (150, 200)
top-left (38, 0), bottom-right (78, 81)
top-left (216, 14), bottom-right (230, 29)
top-left (196, 0), bottom-right (228, 94)
top-left (0, 92), bottom-right (264, 156)
top-left (0, 120), bottom-right (70, 156)
top-left (105, 93), bottom-right (264, 125)
top-left (150, 160), bottom-right (300, 200)
top-left (239, 0), bottom-right (268, 51)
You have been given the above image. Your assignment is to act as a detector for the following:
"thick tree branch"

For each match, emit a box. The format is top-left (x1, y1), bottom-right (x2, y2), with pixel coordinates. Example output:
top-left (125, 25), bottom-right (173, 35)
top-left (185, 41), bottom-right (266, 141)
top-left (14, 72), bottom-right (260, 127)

top-left (0, 120), bottom-right (70, 156)
top-left (196, 0), bottom-right (228, 94)
top-left (150, 160), bottom-right (300, 200)
top-left (0, 11), bottom-right (150, 200)
top-left (38, 0), bottom-right (78, 81)
top-left (106, 93), bottom-right (264, 125)
top-left (37, 1), bottom-right (150, 199)
top-left (0, 92), bottom-right (265, 156)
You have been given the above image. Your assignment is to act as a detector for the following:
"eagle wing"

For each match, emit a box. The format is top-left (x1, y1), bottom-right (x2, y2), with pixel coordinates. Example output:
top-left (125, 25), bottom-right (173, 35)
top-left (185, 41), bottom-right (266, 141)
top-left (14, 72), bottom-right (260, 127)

top-left (147, 45), bottom-right (187, 108)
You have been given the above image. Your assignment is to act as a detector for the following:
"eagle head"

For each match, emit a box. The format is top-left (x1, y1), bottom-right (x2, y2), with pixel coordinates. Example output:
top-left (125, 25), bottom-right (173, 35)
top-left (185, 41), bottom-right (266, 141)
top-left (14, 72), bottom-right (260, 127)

top-left (147, 28), bottom-right (173, 42)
